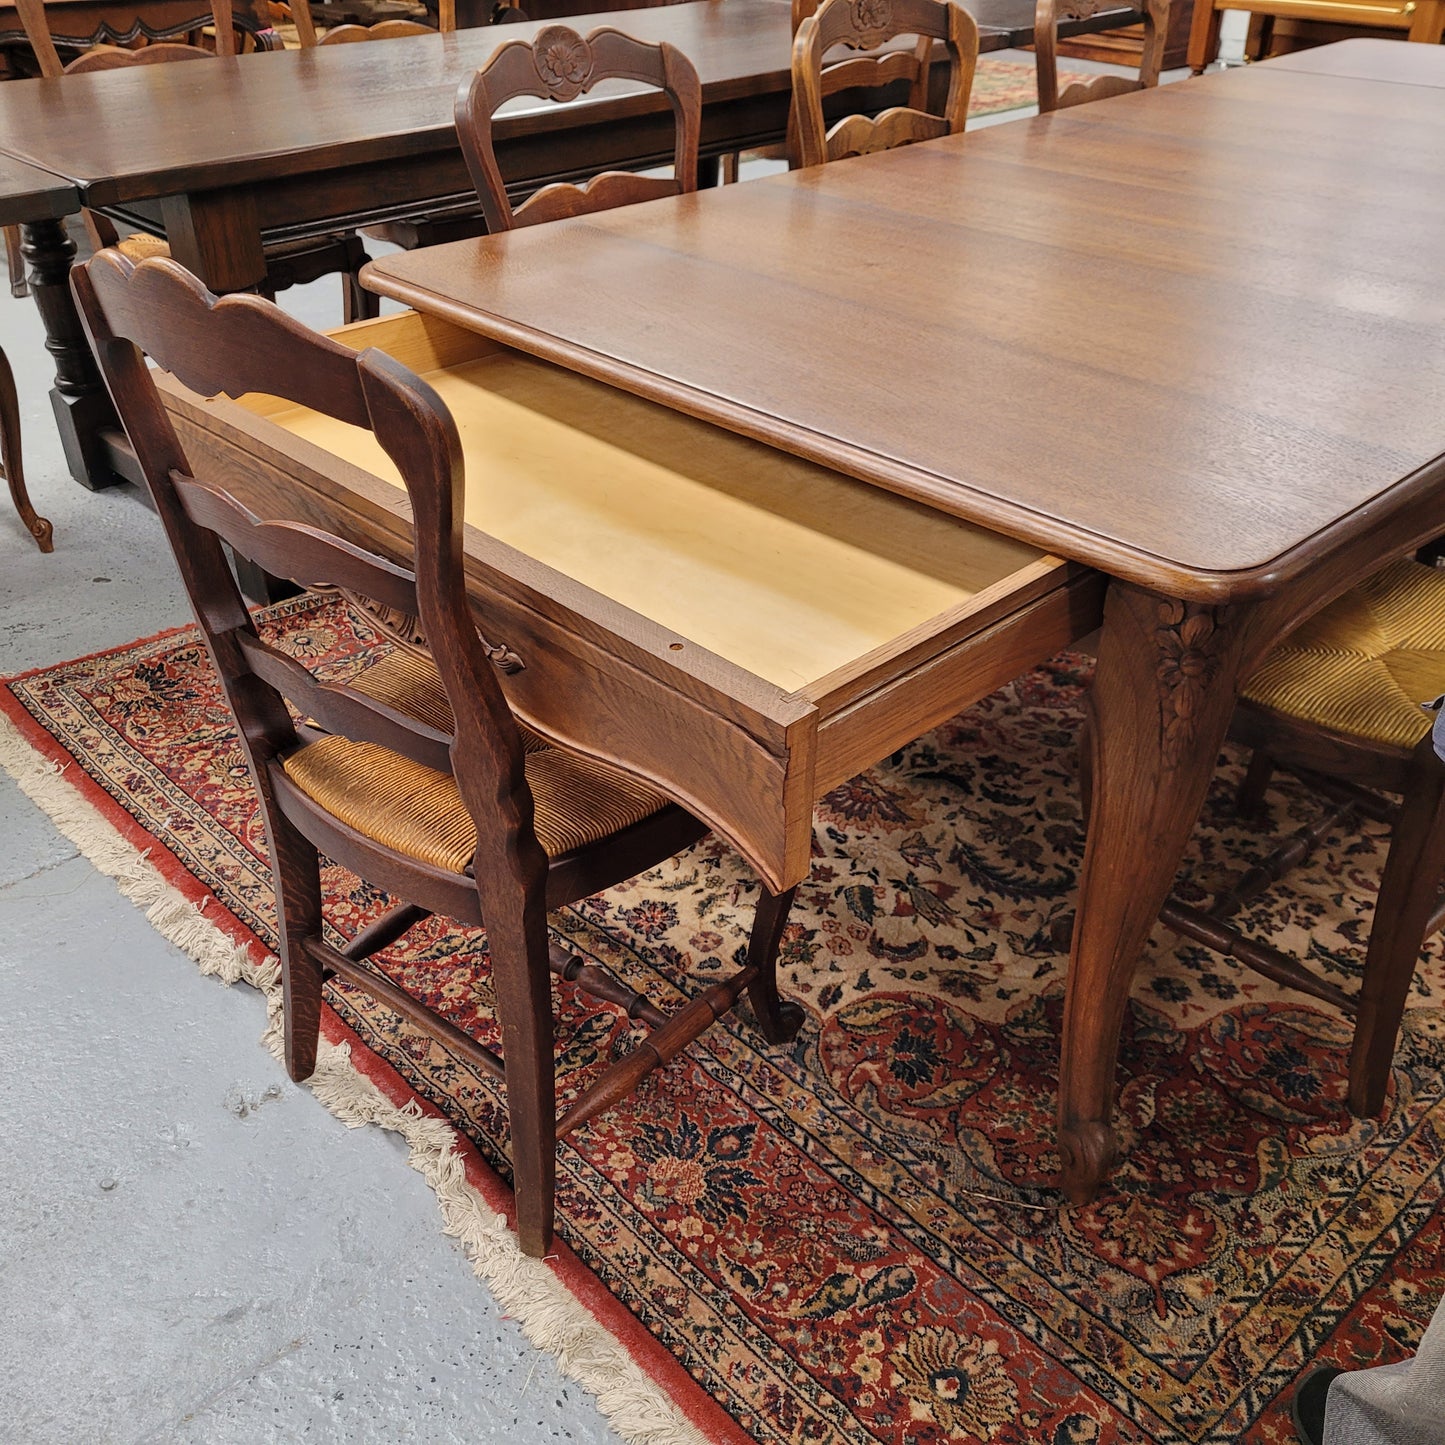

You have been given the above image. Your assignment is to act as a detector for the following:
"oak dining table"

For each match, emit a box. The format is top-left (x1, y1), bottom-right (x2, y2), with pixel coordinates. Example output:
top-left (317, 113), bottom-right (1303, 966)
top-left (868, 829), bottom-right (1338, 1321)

top-left (349, 54), bottom-right (1445, 1203)
top-left (0, 0), bottom-right (1141, 492)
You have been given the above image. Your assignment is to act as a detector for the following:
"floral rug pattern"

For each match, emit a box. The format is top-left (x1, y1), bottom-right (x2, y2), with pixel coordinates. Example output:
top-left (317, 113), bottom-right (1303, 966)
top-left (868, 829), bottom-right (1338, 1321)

top-left (6, 593), bottom-right (1443, 1445)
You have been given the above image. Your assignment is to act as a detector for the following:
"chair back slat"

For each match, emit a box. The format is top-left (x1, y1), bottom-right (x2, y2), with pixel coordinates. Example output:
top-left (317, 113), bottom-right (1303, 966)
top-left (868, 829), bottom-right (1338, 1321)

top-left (16, 0), bottom-right (238, 75)
top-left (455, 25), bottom-right (701, 232)
top-left (511, 173), bottom-right (680, 230)
top-left (1034, 0), bottom-right (1166, 113)
top-left (236, 632), bottom-right (456, 774)
top-left (791, 0), bottom-right (978, 169)
top-left (73, 250), bottom-right (540, 886)
top-left (823, 105), bottom-right (948, 161)
top-left (289, 0), bottom-right (450, 45)
top-left (174, 473), bottom-right (421, 616)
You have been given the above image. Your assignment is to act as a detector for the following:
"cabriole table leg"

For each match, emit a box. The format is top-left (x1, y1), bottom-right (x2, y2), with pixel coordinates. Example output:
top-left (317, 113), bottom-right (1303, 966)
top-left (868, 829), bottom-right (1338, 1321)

top-left (21, 218), bottom-right (126, 491)
top-left (1057, 580), bottom-right (1250, 1203)
top-left (0, 343), bottom-right (53, 551)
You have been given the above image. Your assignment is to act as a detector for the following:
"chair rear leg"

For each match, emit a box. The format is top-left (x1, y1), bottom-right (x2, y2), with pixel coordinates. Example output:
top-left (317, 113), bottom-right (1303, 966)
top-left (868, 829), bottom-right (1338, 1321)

top-left (1348, 734), bottom-right (1445, 1117)
top-left (343, 267), bottom-right (380, 325)
top-left (747, 884), bottom-right (805, 1044)
top-left (5, 226), bottom-right (26, 299)
top-left (486, 883), bottom-right (558, 1259)
top-left (1235, 750), bottom-right (1273, 819)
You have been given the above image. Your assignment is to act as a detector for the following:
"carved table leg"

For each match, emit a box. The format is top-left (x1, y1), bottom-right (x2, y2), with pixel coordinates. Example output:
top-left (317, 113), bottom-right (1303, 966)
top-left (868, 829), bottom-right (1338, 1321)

top-left (0, 344), bottom-right (53, 552)
top-left (20, 218), bottom-right (126, 492)
top-left (1057, 582), bottom-right (1250, 1203)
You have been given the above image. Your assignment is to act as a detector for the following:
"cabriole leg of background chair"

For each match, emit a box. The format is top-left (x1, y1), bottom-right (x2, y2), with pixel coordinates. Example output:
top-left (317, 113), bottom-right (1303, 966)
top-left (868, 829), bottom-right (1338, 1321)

top-left (1347, 731), bottom-right (1445, 1117)
top-left (0, 345), bottom-right (54, 553)
top-left (747, 885), bottom-right (805, 1044)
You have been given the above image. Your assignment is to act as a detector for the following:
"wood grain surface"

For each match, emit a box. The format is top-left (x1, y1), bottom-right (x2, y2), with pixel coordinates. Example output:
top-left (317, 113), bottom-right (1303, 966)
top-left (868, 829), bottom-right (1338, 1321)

top-left (366, 63), bottom-right (1445, 602)
top-left (0, 153), bottom-right (77, 226)
top-left (1266, 34), bottom-right (1445, 85)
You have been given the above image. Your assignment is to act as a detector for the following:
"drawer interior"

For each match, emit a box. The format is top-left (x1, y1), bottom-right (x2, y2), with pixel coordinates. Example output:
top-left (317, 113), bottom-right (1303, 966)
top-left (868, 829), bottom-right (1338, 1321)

top-left (240, 311), bottom-right (1049, 694)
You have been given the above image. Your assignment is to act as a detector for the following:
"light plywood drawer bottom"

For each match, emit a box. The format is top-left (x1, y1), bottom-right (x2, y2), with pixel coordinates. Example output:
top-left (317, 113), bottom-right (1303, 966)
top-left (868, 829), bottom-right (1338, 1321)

top-left (160, 308), bottom-right (1104, 891)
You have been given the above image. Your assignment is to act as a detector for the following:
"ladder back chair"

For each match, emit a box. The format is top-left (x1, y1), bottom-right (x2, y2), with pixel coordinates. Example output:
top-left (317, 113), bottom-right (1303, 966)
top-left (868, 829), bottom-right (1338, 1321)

top-left (1034, 0), bottom-right (1167, 113)
top-left (286, 0), bottom-right (453, 47)
top-left (455, 24), bottom-right (701, 232)
top-left (0, 344), bottom-right (53, 550)
top-left (1154, 558), bottom-right (1445, 1118)
top-left (15, 0), bottom-right (375, 322)
top-left (791, 0), bottom-right (979, 170)
top-left (73, 250), bottom-right (804, 1259)
top-left (286, 0), bottom-right (480, 254)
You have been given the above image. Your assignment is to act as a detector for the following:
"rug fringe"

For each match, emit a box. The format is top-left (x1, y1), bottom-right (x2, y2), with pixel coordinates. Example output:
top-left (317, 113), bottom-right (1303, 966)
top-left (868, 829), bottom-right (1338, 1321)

top-left (0, 708), bottom-right (709, 1445)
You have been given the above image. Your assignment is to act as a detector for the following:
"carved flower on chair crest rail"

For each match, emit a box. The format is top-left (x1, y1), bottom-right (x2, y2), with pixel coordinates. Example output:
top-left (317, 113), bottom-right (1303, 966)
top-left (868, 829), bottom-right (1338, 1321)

top-left (533, 27), bottom-right (593, 98)
top-left (888, 1328), bottom-right (1017, 1437)
top-left (852, 0), bottom-right (893, 37)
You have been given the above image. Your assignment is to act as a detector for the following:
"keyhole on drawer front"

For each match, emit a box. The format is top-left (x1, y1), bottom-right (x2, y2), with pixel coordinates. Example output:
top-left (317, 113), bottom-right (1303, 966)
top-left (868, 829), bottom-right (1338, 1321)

top-left (669, 643), bottom-right (683, 650)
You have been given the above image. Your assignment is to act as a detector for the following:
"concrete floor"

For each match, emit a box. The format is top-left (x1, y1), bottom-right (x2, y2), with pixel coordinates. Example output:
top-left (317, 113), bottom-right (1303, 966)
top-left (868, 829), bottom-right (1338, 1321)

top-left (0, 47), bottom-right (1196, 1439)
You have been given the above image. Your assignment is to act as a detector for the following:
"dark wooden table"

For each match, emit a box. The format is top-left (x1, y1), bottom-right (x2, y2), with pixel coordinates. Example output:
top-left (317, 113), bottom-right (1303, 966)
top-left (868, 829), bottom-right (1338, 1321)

top-left (0, 152), bottom-right (77, 227)
top-left (0, 0), bottom-right (1138, 490)
top-left (364, 58), bottom-right (1445, 1203)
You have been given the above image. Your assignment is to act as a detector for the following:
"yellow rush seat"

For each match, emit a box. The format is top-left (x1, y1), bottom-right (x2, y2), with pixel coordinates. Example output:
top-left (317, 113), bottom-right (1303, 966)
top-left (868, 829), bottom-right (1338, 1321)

top-left (1162, 557), bottom-right (1445, 1119)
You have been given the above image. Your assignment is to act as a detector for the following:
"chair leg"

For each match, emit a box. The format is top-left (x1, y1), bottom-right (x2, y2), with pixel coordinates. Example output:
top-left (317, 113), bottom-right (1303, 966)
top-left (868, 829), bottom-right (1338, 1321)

top-left (343, 268), bottom-right (380, 325)
top-left (1347, 734), bottom-right (1445, 1117)
top-left (0, 346), bottom-right (54, 553)
top-left (1236, 750), bottom-right (1274, 818)
top-left (4, 225), bottom-right (26, 299)
top-left (268, 809), bottom-right (328, 1083)
top-left (746, 884), bottom-right (805, 1044)
top-left (485, 879), bottom-right (558, 1259)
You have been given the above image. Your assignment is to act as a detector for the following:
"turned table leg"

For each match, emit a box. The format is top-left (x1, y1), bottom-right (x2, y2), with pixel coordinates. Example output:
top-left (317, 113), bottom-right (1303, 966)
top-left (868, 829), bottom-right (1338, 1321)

top-left (0, 344), bottom-right (53, 552)
top-left (1057, 581), bottom-right (1250, 1203)
top-left (20, 217), bottom-right (126, 492)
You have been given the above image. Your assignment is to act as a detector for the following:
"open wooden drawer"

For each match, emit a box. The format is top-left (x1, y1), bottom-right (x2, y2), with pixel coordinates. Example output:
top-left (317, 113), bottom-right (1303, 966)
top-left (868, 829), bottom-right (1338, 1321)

top-left (159, 309), bottom-right (1105, 893)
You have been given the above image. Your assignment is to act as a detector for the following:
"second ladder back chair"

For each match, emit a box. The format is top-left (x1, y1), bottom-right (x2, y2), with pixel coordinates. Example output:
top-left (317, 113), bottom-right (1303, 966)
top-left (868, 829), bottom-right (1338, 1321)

top-left (15, 0), bottom-right (375, 322)
top-left (74, 250), bottom-right (803, 1260)
top-left (1034, 0), bottom-right (1167, 114)
top-left (284, 0), bottom-right (480, 254)
top-left (791, 0), bottom-right (979, 170)
top-left (286, 0), bottom-right (453, 47)
top-left (1156, 558), bottom-right (1445, 1118)
top-left (455, 24), bottom-right (701, 232)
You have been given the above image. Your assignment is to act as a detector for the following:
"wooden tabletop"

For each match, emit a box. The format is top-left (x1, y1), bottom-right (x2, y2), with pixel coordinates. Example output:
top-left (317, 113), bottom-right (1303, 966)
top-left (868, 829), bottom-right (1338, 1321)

top-left (0, 0), bottom-right (1139, 207)
top-left (1266, 36), bottom-right (1445, 88)
top-left (366, 63), bottom-right (1445, 605)
top-left (0, 153), bottom-right (79, 228)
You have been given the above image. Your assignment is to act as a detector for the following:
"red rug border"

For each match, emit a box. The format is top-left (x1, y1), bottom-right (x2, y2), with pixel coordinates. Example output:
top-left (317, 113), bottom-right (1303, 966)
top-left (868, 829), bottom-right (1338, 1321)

top-left (0, 649), bottom-right (753, 1445)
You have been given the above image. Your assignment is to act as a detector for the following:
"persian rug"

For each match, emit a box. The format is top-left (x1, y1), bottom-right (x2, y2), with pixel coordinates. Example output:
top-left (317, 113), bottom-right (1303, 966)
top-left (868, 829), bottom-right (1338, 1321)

top-left (969, 57), bottom-right (1090, 118)
top-left (3, 593), bottom-right (1443, 1445)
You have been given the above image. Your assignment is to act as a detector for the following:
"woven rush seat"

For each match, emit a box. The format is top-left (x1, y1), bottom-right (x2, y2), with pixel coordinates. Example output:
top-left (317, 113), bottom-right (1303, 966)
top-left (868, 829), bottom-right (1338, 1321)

top-left (286, 643), bottom-right (667, 869)
top-left (1240, 558), bottom-right (1445, 751)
